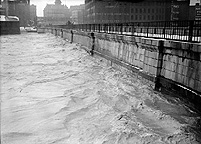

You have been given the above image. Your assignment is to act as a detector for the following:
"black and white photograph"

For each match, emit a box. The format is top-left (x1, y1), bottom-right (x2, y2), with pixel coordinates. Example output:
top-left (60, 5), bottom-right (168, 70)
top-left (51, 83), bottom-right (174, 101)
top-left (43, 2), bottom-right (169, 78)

top-left (1, 0), bottom-right (201, 143)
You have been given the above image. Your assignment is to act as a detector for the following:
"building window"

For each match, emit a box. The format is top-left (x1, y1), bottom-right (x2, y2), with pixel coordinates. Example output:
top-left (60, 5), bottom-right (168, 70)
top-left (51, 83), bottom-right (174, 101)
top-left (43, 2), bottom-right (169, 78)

top-left (140, 9), bottom-right (142, 13)
top-left (124, 15), bottom-right (126, 20)
top-left (131, 8), bottom-right (134, 13)
top-left (136, 8), bottom-right (138, 13)
top-left (148, 15), bottom-right (150, 20)
top-left (144, 15), bottom-right (146, 20)
top-left (135, 15), bottom-right (138, 20)
top-left (152, 9), bottom-right (154, 13)
top-left (131, 15), bottom-right (134, 20)
top-left (144, 8), bottom-right (146, 13)
top-left (152, 15), bottom-right (154, 20)
top-left (148, 9), bottom-right (150, 13)
top-left (139, 15), bottom-right (142, 20)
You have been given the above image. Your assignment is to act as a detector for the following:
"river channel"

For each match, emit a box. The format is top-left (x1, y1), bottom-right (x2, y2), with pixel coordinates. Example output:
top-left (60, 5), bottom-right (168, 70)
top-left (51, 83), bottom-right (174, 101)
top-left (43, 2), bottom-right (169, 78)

top-left (1, 32), bottom-right (200, 144)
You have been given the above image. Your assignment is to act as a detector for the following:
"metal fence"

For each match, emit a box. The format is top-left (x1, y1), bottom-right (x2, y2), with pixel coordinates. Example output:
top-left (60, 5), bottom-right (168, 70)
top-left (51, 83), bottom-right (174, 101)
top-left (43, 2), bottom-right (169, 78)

top-left (53, 20), bottom-right (201, 43)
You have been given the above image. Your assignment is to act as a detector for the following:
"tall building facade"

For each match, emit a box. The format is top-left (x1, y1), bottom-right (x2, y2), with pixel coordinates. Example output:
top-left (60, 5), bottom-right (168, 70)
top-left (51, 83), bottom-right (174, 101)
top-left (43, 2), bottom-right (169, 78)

top-left (43, 0), bottom-right (70, 25)
top-left (2, 0), bottom-right (30, 26)
top-left (130, 0), bottom-right (170, 22)
top-left (0, 3), bottom-right (6, 15)
top-left (195, 2), bottom-right (201, 20)
top-left (85, 0), bottom-right (130, 24)
top-left (78, 7), bottom-right (87, 24)
top-left (70, 4), bottom-right (85, 24)
top-left (171, 0), bottom-right (190, 20)
top-left (30, 4), bottom-right (37, 25)
top-left (85, 0), bottom-right (190, 24)
top-left (189, 2), bottom-right (201, 20)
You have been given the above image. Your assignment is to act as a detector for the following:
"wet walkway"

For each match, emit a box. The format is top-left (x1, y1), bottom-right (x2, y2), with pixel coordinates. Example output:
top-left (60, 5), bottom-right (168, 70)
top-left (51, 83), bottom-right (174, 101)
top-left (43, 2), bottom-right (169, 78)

top-left (1, 33), bottom-right (200, 144)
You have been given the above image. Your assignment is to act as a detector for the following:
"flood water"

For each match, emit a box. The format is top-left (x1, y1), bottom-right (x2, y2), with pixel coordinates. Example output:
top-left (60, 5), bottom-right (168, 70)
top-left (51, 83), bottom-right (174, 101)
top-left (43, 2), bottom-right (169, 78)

top-left (1, 32), bottom-right (200, 144)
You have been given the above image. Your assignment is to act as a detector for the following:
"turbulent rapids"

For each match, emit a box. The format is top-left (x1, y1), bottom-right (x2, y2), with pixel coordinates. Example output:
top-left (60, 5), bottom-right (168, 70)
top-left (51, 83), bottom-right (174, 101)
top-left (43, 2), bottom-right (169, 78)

top-left (1, 33), bottom-right (200, 144)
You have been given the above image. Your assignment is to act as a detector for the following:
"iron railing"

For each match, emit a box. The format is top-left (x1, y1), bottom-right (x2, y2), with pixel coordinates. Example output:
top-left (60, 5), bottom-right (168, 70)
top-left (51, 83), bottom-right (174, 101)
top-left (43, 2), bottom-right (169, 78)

top-left (53, 20), bottom-right (201, 43)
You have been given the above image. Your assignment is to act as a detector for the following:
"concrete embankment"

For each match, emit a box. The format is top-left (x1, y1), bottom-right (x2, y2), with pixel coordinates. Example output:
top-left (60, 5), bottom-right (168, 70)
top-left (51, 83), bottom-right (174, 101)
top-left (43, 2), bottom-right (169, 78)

top-left (40, 27), bottom-right (201, 111)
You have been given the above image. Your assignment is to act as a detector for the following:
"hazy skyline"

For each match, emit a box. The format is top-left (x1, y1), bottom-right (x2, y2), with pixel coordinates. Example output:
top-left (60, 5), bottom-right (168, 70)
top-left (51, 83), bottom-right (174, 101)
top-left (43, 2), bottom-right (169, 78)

top-left (30, 0), bottom-right (200, 17)
top-left (30, 0), bottom-right (84, 16)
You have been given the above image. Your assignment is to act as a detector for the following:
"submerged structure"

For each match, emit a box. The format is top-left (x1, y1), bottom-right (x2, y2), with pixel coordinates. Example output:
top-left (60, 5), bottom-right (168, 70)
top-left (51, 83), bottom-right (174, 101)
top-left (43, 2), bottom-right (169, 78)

top-left (0, 7), bottom-right (20, 35)
top-left (1, 0), bottom-right (31, 27)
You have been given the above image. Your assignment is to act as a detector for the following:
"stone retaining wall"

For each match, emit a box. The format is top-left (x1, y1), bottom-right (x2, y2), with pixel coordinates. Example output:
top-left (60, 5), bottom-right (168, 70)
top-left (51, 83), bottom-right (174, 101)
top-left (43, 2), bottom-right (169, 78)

top-left (41, 27), bottom-right (201, 108)
top-left (162, 41), bottom-right (201, 94)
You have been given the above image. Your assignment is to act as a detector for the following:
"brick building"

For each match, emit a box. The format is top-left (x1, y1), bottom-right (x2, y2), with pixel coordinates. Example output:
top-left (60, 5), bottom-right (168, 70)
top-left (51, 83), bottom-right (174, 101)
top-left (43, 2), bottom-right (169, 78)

top-left (43, 0), bottom-right (70, 25)
top-left (85, 0), bottom-right (190, 24)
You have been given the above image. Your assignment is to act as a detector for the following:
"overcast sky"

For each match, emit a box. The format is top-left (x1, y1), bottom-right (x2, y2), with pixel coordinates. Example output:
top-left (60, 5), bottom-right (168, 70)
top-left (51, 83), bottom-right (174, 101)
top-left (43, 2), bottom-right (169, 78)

top-left (30, 0), bottom-right (200, 17)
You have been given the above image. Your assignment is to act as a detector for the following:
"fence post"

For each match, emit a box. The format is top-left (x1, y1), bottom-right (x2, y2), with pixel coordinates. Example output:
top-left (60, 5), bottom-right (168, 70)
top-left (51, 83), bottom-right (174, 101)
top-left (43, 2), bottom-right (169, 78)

top-left (55, 28), bottom-right (57, 36)
top-left (70, 30), bottom-right (73, 43)
top-left (131, 23), bottom-right (135, 35)
top-left (103, 24), bottom-right (106, 33)
top-left (188, 20), bottom-right (194, 42)
top-left (61, 29), bottom-right (63, 38)
top-left (93, 24), bottom-right (95, 31)
top-left (163, 21), bottom-right (166, 39)
top-left (155, 40), bottom-right (164, 91)
top-left (90, 32), bottom-right (95, 56)
top-left (120, 23), bottom-right (123, 35)
top-left (99, 24), bottom-right (101, 32)
top-left (147, 23), bottom-right (149, 37)
top-left (90, 24), bottom-right (92, 32)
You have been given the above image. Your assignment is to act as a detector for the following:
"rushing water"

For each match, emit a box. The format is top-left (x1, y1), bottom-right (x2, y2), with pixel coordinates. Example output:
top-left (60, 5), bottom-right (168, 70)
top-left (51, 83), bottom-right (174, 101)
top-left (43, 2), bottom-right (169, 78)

top-left (1, 32), bottom-right (200, 144)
